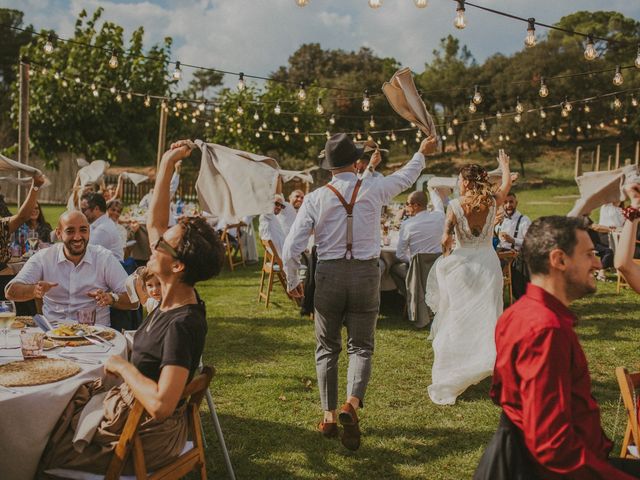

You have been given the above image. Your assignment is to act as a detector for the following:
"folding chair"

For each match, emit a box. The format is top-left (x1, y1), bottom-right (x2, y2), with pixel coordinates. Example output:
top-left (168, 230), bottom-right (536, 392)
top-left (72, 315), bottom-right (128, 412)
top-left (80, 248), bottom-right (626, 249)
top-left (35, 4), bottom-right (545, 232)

top-left (258, 239), bottom-right (298, 308)
top-left (497, 250), bottom-right (518, 306)
top-left (615, 367), bottom-right (640, 459)
top-left (220, 223), bottom-right (246, 271)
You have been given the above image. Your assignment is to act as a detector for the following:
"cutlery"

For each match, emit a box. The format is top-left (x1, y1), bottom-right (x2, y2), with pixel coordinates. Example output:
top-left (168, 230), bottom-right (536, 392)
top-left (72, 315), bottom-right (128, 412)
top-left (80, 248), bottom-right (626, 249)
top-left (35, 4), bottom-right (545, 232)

top-left (0, 384), bottom-right (19, 394)
top-left (58, 353), bottom-right (101, 365)
top-left (74, 330), bottom-right (111, 350)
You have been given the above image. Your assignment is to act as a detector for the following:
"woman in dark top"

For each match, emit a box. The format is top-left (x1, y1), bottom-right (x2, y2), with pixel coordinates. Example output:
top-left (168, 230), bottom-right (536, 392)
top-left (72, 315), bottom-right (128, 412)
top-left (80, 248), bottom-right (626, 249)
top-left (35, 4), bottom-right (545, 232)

top-left (21, 201), bottom-right (52, 243)
top-left (38, 142), bottom-right (225, 475)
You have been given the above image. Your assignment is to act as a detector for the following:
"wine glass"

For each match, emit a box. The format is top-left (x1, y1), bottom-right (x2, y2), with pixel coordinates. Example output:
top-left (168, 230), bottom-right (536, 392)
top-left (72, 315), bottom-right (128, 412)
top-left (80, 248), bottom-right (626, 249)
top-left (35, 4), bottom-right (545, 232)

top-left (27, 229), bottom-right (39, 253)
top-left (0, 301), bottom-right (16, 349)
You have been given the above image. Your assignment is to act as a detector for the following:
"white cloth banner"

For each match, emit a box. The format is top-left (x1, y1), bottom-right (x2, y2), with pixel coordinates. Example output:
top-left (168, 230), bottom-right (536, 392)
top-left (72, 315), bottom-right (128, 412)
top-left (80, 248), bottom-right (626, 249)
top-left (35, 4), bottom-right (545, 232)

top-left (427, 176), bottom-right (458, 189)
top-left (568, 165), bottom-right (639, 217)
top-left (77, 160), bottom-right (109, 187)
top-left (121, 172), bottom-right (149, 186)
top-left (279, 169), bottom-right (314, 184)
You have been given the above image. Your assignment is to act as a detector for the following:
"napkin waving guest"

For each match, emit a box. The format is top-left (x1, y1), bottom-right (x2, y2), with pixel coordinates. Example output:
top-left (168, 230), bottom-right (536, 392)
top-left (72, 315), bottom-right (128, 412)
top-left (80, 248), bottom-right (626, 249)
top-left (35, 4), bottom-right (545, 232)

top-left (614, 182), bottom-right (640, 293)
top-left (425, 150), bottom-right (512, 405)
top-left (38, 141), bottom-right (225, 476)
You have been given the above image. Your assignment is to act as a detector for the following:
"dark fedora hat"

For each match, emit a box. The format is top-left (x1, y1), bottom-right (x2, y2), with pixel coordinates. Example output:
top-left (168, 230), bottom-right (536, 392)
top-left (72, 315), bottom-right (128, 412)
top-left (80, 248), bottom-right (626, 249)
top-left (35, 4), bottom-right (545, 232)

top-left (318, 133), bottom-right (365, 170)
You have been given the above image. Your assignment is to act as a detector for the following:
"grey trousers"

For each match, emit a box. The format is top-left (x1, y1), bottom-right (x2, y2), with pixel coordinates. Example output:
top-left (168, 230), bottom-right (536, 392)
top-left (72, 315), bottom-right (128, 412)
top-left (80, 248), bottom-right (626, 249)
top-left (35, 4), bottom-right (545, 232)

top-left (314, 258), bottom-right (380, 411)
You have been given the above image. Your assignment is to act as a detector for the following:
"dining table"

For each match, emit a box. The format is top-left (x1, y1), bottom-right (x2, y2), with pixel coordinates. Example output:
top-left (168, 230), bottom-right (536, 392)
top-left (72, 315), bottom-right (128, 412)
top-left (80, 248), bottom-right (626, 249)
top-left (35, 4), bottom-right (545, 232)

top-left (380, 230), bottom-right (401, 291)
top-left (0, 326), bottom-right (127, 480)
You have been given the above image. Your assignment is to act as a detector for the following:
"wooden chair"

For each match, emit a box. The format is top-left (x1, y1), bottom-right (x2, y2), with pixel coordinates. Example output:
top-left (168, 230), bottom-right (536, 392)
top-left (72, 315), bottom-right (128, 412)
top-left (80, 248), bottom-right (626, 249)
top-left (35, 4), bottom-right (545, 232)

top-left (497, 250), bottom-right (518, 306)
top-left (615, 367), bottom-right (640, 459)
top-left (258, 239), bottom-right (297, 308)
top-left (105, 366), bottom-right (214, 479)
top-left (616, 260), bottom-right (640, 294)
top-left (220, 223), bottom-right (246, 271)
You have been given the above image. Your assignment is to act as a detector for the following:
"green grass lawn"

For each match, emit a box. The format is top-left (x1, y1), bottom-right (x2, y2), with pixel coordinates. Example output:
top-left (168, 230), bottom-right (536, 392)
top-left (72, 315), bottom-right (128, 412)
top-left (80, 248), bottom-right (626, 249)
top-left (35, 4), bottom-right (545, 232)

top-left (26, 150), bottom-right (640, 479)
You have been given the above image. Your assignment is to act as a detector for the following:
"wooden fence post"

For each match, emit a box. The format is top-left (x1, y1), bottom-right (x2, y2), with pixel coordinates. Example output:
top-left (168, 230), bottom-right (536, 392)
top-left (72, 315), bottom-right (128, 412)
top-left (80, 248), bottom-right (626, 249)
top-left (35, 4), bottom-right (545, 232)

top-left (607, 154), bottom-right (612, 171)
top-left (156, 106), bottom-right (168, 170)
top-left (635, 141), bottom-right (639, 167)
top-left (574, 146), bottom-right (582, 177)
top-left (615, 143), bottom-right (620, 170)
top-left (18, 58), bottom-right (30, 206)
top-left (595, 144), bottom-right (601, 171)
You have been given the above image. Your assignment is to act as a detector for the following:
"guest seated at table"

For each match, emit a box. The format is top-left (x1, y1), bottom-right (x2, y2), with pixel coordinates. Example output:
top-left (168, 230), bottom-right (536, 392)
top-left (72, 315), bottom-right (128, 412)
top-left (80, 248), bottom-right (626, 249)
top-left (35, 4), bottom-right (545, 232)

top-left (21, 201), bottom-right (52, 244)
top-left (37, 140), bottom-right (225, 477)
top-left (81, 192), bottom-right (124, 261)
top-left (289, 189), bottom-right (305, 212)
top-left (584, 216), bottom-right (614, 281)
top-left (4, 210), bottom-right (138, 326)
top-left (107, 198), bottom-right (132, 251)
top-left (615, 183), bottom-right (640, 293)
top-left (259, 194), bottom-right (288, 256)
top-left (477, 216), bottom-right (640, 479)
top-left (0, 184), bottom-right (11, 217)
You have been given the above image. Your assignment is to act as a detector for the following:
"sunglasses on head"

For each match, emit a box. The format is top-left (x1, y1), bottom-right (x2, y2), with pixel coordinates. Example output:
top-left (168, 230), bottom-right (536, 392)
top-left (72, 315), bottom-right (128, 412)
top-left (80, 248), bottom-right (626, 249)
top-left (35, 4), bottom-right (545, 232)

top-left (153, 236), bottom-right (181, 260)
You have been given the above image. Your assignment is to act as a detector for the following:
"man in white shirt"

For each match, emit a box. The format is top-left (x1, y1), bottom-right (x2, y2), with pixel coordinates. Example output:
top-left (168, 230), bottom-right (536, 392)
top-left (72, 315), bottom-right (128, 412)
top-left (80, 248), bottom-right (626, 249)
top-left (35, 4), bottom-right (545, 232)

top-left (258, 195), bottom-right (288, 257)
top-left (495, 192), bottom-right (531, 251)
top-left (81, 192), bottom-right (124, 261)
top-left (5, 211), bottom-right (137, 326)
top-left (138, 163), bottom-right (181, 210)
top-left (289, 190), bottom-right (305, 212)
top-left (390, 191), bottom-right (444, 296)
top-left (283, 133), bottom-right (438, 451)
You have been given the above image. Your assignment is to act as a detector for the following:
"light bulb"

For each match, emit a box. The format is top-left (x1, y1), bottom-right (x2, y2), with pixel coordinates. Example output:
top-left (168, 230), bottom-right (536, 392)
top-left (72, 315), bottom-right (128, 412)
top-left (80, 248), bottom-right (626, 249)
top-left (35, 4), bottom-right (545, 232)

top-left (115, 93), bottom-right (123, 103)
top-left (192, 118), bottom-right (197, 124)
top-left (599, 122), bottom-right (605, 128)
top-left (636, 45), bottom-right (640, 69)
top-left (205, 121), bottom-right (210, 127)
top-left (584, 103), bottom-right (591, 113)
top-left (369, 116), bottom-right (375, 128)
top-left (325, 130), bottom-right (331, 140)
top-left (316, 98), bottom-right (325, 115)
top-left (584, 34), bottom-right (597, 61)
top-left (586, 122), bottom-right (592, 130)
top-left (54, 72), bottom-right (60, 80)
top-left (362, 90), bottom-right (371, 112)
top-left (498, 134), bottom-right (504, 142)
top-left (525, 132), bottom-right (531, 139)
top-left (505, 135), bottom-right (511, 141)
top-left (356, 132), bottom-right (363, 140)
top-left (295, 0), bottom-right (309, 6)
top-left (563, 98), bottom-right (572, 112)
top-left (236, 104), bottom-right (244, 115)
top-left (108, 51), bottom-right (118, 69)
top-left (539, 108), bottom-right (547, 119)
top-left (414, 0), bottom-right (427, 7)
top-left (329, 114), bottom-right (336, 125)
top-left (255, 132), bottom-right (260, 138)
top-left (514, 113), bottom-right (522, 123)
top-left (613, 65), bottom-right (623, 86)
top-left (623, 116), bottom-right (628, 124)
top-left (91, 89), bottom-right (98, 98)
top-left (262, 121), bottom-right (267, 129)
top-left (613, 97), bottom-right (622, 110)
top-left (126, 92), bottom-right (133, 101)
top-left (41, 67), bottom-right (48, 75)
top-left (473, 133), bottom-right (479, 140)
top-left (253, 111), bottom-right (259, 120)
top-left (44, 34), bottom-right (54, 54)
top-left (515, 97), bottom-right (524, 114)
top-left (172, 61), bottom-right (182, 80)
top-left (297, 82), bottom-right (307, 101)
top-left (61, 79), bottom-right (68, 88)
top-left (109, 86), bottom-right (116, 94)
top-left (632, 96), bottom-right (639, 108)
top-left (214, 106), bottom-right (221, 114)
top-left (550, 129), bottom-right (556, 136)
top-left (539, 77), bottom-right (549, 98)
top-left (304, 135), bottom-right (310, 143)
top-left (472, 85), bottom-right (482, 105)
top-left (468, 100), bottom-right (477, 113)
top-left (268, 133), bottom-right (274, 140)
top-left (237, 73), bottom-right (246, 91)
top-left (452, 117), bottom-right (459, 126)
top-left (416, 130), bottom-right (423, 139)
top-left (293, 115), bottom-right (299, 123)
top-left (576, 126), bottom-right (582, 133)
top-left (524, 18), bottom-right (536, 48)
top-left (368, 0), bottom-right (382, 9)
top-left (614, 118), bottom-right (620, 125)
top-left (454, 1), bottom-right (466, 29)
top-left (496, 111), bottom-right (502, 120)
top-left (294, 126), bottom-right (300, 134)
top-left (198, 101), bottom-right (206, 112)
top-left (274, 102), bottom-right (281, 115)
top-left (391, 131), bottom-right (397, 141)
top-left (561, 108), bottom-right (569, 118)
top-left (144, 95), bottom-right (151, 107)
top-left (447, 126), bottom-right (454, 136)
top-left (441, 135), bottom-right (447, 141)
top-left (480, 120), bottom-right (487, 132)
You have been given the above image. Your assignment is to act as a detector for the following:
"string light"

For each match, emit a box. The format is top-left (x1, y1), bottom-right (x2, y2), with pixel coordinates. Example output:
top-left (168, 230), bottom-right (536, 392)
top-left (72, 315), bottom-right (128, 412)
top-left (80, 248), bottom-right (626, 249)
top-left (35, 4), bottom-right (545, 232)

top-left (472, 85), bottom-right (482, 105)
top-left (198, 100), bottom-right (207, 112)
top-left (538, 77), bottom-right (549, 98)
top-left (447, 125), bottom-right (454, 136)
top-left (613, 65), bottom-right (624, 86)
top-left (584, 34), bottom-right (597, 61)
top-left (362, 89), bottom-right (371, 112)
top-left (293, 115), bottom-right (299, 123)
top-left (454, 0), bottom-right (466, 30)
top-left (368, 0), bottom-right (382, 9)
top-left (294, 126), bottom-right (300, 134)
top-left (172, 61), bottom-right (182, 80)
top-left (325, 130), bottom-right (331, 139)
top-left (369, 116), bottom-right (376, 128)
top-left (115, 93), bottom-right (122, 103)
top-left (237, 73), bottom-right (246, 91)
top-left (329, 114), bottom-right (336, 125)
top-left (524, 18), bottom-right (536, 48)
top-left (402, 139), bottom-right (407, 146)
top-left (632, 95), bottom-right (639, 107)
top-left (561, 108), bottom-right (569, 118)
top-left (43, 33), bottom-right (54, 54)
top-left (539, 108), bottom-right (547, 119)
top-left (586, 122), bottom-right (592, 129)
top-left (236, 103), bottom-right (244, 115)
top-left (253, 111), bottom-right (259, 120)
top-left (297, 82), bottom-right (307, 101)
top-left (452, 117), bottom-right (460, 126)
top-left (316, 97), bottom-right (325, 115)
top-left (515, 97), bottom-right (524, 114)
top-left (268, 133), bottom-right (274, 140)
top-left (414, 0), bottom-right (428, 7)
top-left (61, 79), bottom-right (68, 88)
top-left (584, 103), bottom-right (591, 113)
top-left (613, 96), bottom-right (622, 109)
top-left (304, 134), bottom-right (310, 142)
top-left (498, 134), bottom-right (504, 142)
top-left (274, 101), bottom-right (281, 115)
top-left (479, 119), bottom-right (487, 131)
top-left (550, 128), bottom-right (556, 136)
top-left (109, 85), bottom-right (116, 94)
top-left (563, 97), bottom-right (572, 112)
top-left (356, 132), bottom-right (363, 140)
top-left (496, 111), bottom-right (503, 120)
top-left (391, 131), bottom-right (397, 141)
top-left (295, 0), bottom-right (309, 6)
top-left (468, 99), bottom-right (477, 113)
top-left (108, 50), bottom-right (118, 69)
top-left (514, 113), bottom-right (522, 123)
top-left (144, 94), bottom-right (151, 107)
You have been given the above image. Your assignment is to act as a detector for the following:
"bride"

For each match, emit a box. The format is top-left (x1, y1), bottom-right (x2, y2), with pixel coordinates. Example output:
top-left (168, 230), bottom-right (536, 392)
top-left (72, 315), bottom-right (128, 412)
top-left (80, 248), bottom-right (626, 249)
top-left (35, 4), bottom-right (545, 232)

top-left (425, 150), bottom-right (512, 405)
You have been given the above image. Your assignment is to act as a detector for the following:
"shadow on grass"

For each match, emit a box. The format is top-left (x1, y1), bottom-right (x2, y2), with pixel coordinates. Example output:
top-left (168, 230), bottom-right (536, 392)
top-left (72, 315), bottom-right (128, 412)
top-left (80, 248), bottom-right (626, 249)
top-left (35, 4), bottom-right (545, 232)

top-left (202, 413), bottom-right (493, 480)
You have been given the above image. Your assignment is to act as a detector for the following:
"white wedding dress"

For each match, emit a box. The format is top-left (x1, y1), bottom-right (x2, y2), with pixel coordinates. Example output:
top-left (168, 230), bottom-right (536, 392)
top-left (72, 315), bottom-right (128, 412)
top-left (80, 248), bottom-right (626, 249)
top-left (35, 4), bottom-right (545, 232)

top-left (425, 198), bottom-right (503, 405)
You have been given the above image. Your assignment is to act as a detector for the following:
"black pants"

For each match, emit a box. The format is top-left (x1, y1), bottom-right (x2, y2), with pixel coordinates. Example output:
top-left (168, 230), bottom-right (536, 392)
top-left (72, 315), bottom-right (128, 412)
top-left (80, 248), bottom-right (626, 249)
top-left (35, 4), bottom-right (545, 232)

top-left (610, 458), bottom-right (640, 477)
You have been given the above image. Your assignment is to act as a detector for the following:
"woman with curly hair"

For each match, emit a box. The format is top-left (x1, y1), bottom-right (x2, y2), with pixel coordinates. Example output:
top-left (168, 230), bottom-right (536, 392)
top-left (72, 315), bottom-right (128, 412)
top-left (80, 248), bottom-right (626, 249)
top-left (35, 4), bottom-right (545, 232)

top-left (425, 150), bottom-right (512, 405)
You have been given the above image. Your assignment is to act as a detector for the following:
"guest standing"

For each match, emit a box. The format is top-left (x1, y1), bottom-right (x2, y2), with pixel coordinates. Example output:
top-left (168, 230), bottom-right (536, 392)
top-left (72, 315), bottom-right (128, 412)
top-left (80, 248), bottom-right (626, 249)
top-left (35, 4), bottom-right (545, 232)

top-left (283, 133), bottom-right (438, 450)
top-left (614, 183), bottom-right (640, 293)
top-left (81, 192), bottom-right (124, 261)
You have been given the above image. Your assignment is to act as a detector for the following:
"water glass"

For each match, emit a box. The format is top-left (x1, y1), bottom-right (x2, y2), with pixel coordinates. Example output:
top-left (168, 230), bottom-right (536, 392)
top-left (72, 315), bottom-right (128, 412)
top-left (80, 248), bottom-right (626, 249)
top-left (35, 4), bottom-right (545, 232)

top-left (20, 331), bottom-right (45, 359)
top-left (0, 301), bottom-right (16, 349)
top-left (77, 309), bottom-right (96, 326)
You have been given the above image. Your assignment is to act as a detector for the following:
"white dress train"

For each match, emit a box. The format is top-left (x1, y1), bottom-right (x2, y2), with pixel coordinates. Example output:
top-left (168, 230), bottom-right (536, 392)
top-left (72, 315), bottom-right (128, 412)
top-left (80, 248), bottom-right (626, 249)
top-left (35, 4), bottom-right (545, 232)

top-left (425, 198), bottom-right (503, 405)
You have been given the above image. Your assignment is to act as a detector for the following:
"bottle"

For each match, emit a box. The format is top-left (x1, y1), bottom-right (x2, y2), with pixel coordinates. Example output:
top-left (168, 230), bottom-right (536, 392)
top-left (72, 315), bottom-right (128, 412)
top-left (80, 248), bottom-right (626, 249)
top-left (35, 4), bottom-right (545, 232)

top-left (176, 198), bottom-right (184, 216)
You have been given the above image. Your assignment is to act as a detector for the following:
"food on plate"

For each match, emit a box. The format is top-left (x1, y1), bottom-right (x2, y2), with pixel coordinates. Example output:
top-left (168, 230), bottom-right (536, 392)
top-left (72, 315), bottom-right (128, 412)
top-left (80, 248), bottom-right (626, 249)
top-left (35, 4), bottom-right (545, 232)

top-left (49, 323), bottom-right (95, 337)
top-left (10, 316), bottom-right (35, 329)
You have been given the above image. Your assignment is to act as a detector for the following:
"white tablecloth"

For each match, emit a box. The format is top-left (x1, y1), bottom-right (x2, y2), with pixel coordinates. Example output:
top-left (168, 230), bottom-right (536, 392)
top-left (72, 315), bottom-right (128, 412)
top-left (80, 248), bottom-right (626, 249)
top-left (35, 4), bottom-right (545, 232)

top-left (0, 328), bottom-right (127, 480)
top-left (380, 231), bottom-right (400, 291)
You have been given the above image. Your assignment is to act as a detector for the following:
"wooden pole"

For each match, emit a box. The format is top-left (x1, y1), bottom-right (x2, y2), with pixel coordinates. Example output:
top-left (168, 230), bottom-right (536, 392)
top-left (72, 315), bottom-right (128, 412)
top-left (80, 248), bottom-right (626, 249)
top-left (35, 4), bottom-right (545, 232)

top-left (607, 154), bottom-right (612, 171)
top-left (18, 58), bottom-right (30, 206)
top-left (615, 143), bottom-right (620, 169)
top-left (574, 146), bottom-right (582, 178)
top-left (156, 106), bottom-right (168, 170)
top-left (595, 144), bottom-right (601, 171)
top-left (635, 141), bottom-right (639, 167)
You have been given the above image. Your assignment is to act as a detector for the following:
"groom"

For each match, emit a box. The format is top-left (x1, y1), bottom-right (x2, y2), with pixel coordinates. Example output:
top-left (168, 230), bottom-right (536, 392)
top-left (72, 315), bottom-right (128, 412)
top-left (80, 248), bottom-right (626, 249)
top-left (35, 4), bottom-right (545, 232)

top-left (282, 133), bottom-right (437, 450)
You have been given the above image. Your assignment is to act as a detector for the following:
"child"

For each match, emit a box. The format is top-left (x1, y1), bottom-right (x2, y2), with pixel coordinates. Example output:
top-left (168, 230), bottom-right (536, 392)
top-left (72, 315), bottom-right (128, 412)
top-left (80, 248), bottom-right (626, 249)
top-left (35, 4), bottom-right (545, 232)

top-left (126, 266), bottom-right (161, 315)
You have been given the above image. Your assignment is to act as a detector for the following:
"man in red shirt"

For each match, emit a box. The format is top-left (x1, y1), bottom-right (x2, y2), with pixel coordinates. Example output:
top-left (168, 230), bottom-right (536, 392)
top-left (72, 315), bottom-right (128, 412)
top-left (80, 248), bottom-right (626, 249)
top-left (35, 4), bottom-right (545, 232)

top-left (487, 216), bottom-right (640, 479)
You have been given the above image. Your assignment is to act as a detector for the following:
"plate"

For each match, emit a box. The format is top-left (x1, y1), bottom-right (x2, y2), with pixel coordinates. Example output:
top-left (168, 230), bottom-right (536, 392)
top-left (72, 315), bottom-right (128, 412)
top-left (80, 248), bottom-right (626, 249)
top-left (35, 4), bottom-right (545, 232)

top-left (46, 324), bottom-right (107, 340)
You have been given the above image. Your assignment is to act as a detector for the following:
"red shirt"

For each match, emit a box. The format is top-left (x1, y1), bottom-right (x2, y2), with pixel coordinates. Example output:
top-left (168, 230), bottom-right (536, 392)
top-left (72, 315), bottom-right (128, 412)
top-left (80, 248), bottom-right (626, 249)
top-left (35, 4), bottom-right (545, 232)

top-left (490, 284), bottom-right (635, 480)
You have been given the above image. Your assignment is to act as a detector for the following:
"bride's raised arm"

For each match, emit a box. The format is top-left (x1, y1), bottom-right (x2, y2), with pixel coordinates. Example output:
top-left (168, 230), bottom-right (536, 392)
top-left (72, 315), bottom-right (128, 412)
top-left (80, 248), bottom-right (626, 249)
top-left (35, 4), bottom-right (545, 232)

top-left (494, 149), bottom-right (512, 207)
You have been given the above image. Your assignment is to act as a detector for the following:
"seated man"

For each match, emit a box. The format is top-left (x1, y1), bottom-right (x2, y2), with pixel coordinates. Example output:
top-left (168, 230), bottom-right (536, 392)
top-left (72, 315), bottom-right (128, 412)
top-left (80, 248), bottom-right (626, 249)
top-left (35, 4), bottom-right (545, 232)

top-left (479, 216), bottom-right (640, 479)
top-left (259, 194), bottom-right (288, 257)
top-left (81, 192), bottom-right (124, 261)
top-left (289, 189), bottom-right (305, 212)
top-left (5, 211), bottom-right (137, 326)
top-left (495, 191), bottom-right (531, 298)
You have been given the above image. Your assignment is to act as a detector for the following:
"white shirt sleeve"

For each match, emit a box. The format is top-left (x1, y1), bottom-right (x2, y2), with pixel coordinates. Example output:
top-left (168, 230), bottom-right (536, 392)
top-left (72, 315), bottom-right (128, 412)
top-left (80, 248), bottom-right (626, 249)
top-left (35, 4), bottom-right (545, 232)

top-left (395, 223), bottom-right (410, 263)
top-left (258, 215), bottom-right (271, 241)
top-left (514, 215), bottom-right (532, 248)
top-left (5, 251), bottom-right (44, 293)
top-left (103, 254), bottom-right (129, 295)
top-left (428, 187), bottom-right (445, 214)
top-left (282, 200), bottom-right (315, 290)
top-left (377, 153), bottom-right (425, 203)
top-left (169, 172), bottom-right (180, 197)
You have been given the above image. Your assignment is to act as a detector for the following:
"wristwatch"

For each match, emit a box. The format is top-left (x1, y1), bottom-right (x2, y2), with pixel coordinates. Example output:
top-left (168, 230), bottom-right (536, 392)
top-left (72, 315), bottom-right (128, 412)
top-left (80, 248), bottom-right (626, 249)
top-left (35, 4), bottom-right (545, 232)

top-left (367, 166), bottom-right (374, 173)
top-left (109, 292), bottom-right (120, 305)
top-left (33, 186), bottom-right (40, 192)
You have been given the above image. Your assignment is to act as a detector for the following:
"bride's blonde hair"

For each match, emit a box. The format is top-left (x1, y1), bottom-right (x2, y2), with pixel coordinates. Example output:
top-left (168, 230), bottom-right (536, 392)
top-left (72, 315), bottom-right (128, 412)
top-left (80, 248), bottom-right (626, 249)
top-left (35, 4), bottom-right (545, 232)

top-left (460, 164), bottom-right (494, 211)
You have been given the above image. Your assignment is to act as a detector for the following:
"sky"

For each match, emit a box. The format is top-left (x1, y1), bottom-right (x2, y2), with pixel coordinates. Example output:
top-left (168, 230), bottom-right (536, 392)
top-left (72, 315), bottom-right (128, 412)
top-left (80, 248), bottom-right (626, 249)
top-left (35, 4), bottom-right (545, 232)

top-left (3, 0), bottom-right (640, 89)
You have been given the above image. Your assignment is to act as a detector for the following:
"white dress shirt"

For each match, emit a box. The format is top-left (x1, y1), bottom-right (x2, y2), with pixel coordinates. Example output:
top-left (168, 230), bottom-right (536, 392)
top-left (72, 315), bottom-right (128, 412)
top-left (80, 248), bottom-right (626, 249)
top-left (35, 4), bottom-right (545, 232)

top-left (259, 213), bottom-right (287, 257)
top-left (283, 152), bottom-right (425, 289)
top-left (427, 187), bottom-right (449, 214)
top-left (278, 202), bottom-right (297, 233)
top-left (495, 210), bottom-right (531, 250)
top-left (599, 203), bottom-right (625, 228)
top-left (139, 171), bottom-right (180, 209)
top-left (6, 243), bottom-right (128, 326)
top-left (395, 209), bottom-right (445, 263)
top-left (89, 213), bottom-right (124, 261)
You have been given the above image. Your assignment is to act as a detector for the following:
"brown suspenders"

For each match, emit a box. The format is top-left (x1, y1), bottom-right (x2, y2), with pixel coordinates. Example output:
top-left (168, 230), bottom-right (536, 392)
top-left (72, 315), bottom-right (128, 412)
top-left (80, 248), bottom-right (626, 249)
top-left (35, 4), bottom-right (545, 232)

top-left (325, 179), bottom-right (363, 260)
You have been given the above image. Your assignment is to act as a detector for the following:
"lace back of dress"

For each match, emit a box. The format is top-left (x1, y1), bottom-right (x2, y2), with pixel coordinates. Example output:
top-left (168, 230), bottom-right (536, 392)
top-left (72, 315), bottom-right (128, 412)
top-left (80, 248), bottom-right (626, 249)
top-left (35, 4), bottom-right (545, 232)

top-left (451, 198), bottom-right (495, 248)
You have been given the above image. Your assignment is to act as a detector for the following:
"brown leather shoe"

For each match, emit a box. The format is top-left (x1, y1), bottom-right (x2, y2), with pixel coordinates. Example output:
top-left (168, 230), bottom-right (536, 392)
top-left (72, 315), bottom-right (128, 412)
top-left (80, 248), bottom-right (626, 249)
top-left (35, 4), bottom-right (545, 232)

top-left (317, 421), bottom-right (338, 438)
top-left (338, 403), bottom-right (361, 451)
